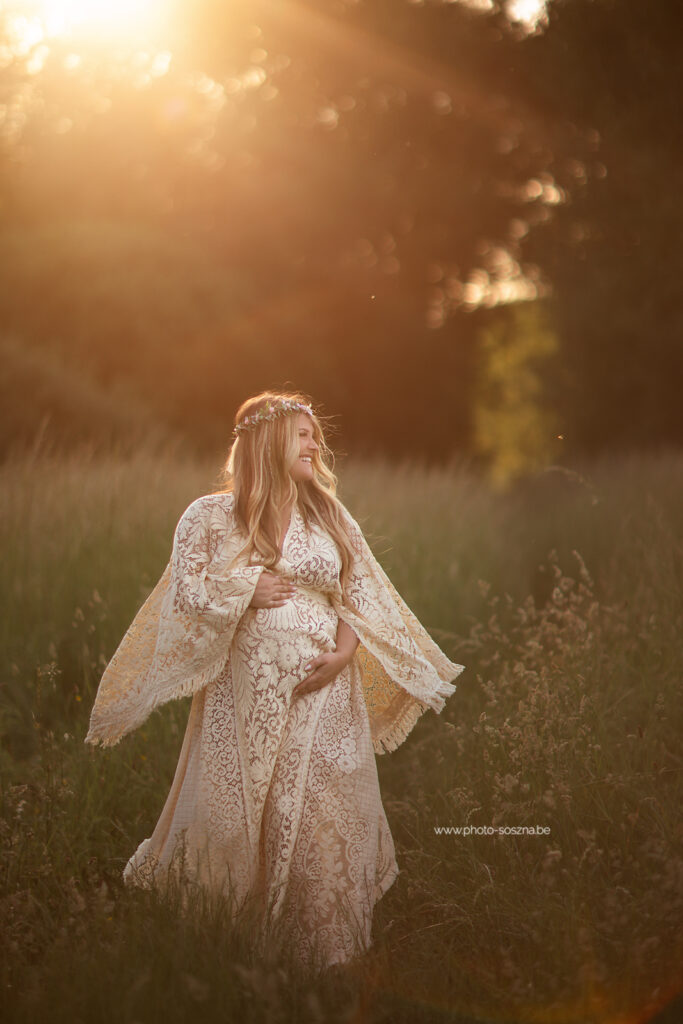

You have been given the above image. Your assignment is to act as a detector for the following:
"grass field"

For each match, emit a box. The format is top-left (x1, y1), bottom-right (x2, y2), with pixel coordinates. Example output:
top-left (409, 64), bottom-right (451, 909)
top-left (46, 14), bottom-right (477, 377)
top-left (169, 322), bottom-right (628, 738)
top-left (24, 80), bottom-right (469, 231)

top-left (1, 442), bottom-right (682, 1024)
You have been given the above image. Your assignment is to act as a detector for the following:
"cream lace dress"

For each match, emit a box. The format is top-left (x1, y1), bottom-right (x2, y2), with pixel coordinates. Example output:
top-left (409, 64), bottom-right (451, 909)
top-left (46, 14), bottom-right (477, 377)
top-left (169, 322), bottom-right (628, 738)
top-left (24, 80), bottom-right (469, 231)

top-left (124, 501), bottom-right (399, 966)
top-left (87, 492), bottom-right (464, 969)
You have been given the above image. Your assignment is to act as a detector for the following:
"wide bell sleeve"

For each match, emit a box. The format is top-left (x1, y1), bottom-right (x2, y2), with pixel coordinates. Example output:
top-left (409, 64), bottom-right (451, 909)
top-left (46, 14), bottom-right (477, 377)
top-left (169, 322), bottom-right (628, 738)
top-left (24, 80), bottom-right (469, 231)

top-left (332, 504), bottom-right (465, 755)
top-left (85, 493), bottom-right (264, 747)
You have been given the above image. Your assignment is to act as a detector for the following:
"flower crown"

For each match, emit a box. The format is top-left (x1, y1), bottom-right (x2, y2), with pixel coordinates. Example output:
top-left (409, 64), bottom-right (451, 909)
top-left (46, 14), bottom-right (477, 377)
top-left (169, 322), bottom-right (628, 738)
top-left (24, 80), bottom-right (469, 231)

top-left (233, 398), bottom-right (313, 437)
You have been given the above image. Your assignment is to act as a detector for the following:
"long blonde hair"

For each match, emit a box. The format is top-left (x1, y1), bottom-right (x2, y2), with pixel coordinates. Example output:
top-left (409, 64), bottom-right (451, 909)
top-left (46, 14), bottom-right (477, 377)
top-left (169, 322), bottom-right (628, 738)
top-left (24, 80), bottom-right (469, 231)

top-left (214, 390), bottom-right (357, 591)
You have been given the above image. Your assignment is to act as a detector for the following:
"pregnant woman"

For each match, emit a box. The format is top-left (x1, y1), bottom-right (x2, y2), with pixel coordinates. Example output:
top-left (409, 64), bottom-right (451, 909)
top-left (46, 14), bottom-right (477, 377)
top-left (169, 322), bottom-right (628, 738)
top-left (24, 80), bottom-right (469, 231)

top-left (86, 391), bottom-right (465, 970)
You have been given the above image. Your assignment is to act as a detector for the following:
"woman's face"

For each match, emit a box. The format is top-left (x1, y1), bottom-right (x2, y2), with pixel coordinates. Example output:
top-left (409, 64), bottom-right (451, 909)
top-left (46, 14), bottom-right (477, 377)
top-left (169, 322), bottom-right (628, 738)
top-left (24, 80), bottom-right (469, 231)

top-left (289, 413), bottom-right (319, 483)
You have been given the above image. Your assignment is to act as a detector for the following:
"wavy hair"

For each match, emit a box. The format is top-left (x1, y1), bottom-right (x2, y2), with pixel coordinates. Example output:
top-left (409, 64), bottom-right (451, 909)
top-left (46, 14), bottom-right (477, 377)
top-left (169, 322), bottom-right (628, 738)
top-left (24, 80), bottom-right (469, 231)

top-left (214, 390), bottom-right (357, 592)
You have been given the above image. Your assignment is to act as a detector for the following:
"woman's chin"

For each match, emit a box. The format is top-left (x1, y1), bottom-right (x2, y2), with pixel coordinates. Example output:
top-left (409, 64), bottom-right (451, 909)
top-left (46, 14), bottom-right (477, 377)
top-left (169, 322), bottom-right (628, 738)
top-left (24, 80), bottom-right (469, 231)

top-left (291, 466), bottom-right (313, 484)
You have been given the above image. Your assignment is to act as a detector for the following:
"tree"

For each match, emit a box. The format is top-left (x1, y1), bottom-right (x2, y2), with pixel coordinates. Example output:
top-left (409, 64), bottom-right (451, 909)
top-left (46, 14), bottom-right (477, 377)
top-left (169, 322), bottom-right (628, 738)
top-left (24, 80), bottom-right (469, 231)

top-left (2, 0), bottom-right (637, 463)
top-left (505, 0), bottom-right (683, 455)
top-left (473, 298), bottom-right (563, 488)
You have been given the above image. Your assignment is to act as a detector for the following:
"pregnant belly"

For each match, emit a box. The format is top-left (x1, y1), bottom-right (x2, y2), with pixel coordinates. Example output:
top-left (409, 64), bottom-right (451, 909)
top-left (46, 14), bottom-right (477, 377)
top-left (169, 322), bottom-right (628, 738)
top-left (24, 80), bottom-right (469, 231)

top-left (234, 590), bottom-right (338, 694)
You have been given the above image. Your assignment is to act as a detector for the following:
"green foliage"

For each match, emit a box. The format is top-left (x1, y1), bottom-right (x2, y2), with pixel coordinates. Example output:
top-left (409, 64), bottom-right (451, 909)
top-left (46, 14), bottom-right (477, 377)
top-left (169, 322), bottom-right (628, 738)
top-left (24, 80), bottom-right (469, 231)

top-left (512, 0), bottom-right (683, 454)
top-left (473, 300), bottom-right (563, 489)
top-left (3, 1), bottom-right (681, 462)
top-left (0, 1), bottom-right (544, 460)
top-left (0, 221), bottom-right (270, 447)
top-left (1, 445), bottom-right (682, 1022)
top-left (0, 334), bottom-right (178, 459)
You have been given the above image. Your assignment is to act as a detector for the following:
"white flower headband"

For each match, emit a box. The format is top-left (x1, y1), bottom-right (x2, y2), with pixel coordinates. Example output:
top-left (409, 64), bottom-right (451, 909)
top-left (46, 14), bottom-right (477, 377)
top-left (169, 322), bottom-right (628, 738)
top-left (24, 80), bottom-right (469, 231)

top-left (233, 398), bottom-right (313, 438)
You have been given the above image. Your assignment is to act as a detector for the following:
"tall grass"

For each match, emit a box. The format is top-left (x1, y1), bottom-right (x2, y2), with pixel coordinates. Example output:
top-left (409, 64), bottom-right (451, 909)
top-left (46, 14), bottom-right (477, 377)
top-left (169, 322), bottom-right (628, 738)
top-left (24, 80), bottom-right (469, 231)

top-left (1, 442), bottom-right (682, 1023)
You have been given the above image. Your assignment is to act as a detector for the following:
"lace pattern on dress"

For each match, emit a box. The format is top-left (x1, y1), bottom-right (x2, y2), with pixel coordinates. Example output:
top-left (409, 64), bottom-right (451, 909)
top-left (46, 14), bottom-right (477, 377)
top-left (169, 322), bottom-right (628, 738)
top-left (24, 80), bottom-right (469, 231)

top-left (123, 503), bottom-right (401, 966)
top-left (86, 493), bottom-right (464, 753)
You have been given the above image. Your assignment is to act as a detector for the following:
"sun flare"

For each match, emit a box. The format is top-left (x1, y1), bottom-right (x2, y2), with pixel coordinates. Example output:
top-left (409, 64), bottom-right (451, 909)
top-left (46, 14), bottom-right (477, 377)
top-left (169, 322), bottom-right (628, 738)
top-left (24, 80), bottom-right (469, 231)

top-left (15, 0), bottom-right (167, 43)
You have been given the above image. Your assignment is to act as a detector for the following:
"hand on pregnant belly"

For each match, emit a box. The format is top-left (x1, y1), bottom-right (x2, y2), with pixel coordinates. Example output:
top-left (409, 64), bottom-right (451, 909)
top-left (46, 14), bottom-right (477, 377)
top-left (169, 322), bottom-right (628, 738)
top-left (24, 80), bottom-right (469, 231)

top-left (249, 571), bottom-right (296, 609)
top-left (291, 650), bottom-right (351, 699)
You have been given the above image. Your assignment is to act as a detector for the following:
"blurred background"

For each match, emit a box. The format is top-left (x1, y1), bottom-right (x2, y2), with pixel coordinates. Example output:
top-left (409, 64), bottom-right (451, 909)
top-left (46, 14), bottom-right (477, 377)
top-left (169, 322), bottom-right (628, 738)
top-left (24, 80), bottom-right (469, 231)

top-left (3, 5), bottom-right (683, 1019)
top-left (1, 0), bottom-right (681, 483)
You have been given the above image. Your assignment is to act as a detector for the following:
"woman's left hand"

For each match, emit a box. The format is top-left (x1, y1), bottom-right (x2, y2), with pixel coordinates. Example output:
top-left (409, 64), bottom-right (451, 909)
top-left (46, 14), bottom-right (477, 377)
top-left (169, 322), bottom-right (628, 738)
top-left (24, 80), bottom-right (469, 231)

top-left (292, 651), bottom-right (351, 699)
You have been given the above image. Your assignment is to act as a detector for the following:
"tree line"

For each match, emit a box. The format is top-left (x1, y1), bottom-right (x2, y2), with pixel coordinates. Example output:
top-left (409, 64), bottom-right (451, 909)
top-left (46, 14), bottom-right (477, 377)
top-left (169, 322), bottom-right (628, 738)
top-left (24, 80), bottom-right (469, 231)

top-left (0, 0), bottom-right (679, 476)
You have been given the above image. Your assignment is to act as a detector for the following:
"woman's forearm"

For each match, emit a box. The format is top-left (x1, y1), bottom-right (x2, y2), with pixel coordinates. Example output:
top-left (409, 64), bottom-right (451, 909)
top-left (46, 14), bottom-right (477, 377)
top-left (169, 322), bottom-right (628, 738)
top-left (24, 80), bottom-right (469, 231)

top-left (335, 618), bottom-right (360, 662)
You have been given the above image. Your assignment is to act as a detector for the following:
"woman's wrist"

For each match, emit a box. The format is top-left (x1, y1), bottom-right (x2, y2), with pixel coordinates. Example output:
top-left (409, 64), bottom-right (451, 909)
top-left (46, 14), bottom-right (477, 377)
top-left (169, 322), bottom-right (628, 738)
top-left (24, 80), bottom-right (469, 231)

top-left (333, 640), bottom-right (359, 667)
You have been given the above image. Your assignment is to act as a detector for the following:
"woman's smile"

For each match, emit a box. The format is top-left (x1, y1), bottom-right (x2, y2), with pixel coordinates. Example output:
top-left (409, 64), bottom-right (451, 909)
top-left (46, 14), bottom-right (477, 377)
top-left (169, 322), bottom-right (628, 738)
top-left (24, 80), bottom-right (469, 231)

top-left (291, 414), bottom-right (318, 480)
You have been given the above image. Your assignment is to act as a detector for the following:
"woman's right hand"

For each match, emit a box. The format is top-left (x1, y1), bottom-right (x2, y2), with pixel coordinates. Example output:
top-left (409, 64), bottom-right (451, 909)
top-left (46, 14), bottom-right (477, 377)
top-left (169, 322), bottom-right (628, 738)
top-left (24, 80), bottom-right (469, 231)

top-left (249, 571), bottom-right (296, 609)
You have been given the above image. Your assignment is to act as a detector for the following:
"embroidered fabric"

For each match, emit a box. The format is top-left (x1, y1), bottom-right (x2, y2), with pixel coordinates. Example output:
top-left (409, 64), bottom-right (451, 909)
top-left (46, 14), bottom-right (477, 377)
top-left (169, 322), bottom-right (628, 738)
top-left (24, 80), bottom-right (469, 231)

top-left (87, 493), bottom-right (465, 967)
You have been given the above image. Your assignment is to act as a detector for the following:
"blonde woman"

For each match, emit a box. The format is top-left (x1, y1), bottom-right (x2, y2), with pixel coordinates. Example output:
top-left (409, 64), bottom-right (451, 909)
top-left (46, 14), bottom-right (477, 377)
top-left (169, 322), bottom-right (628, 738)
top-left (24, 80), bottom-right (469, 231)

top-left (86, 391), bottom-right (465, 969)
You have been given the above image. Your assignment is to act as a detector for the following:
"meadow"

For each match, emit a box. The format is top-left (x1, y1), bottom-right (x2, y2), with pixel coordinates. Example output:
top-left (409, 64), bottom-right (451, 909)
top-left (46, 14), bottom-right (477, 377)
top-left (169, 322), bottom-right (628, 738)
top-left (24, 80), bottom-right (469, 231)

top-left (1, 440), bottom-right (681, 1024)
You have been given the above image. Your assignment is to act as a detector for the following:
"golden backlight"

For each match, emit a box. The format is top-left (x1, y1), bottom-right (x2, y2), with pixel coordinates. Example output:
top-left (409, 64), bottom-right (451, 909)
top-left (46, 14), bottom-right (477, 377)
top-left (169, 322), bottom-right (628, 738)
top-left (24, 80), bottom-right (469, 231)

top-left (8, 0), bottom-right (168, 44)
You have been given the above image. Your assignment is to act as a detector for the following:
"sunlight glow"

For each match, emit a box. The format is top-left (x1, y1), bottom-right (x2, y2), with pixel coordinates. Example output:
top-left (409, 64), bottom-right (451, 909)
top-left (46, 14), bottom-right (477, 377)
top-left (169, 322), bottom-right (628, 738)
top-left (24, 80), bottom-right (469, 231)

top-left (455, 0), bottom-right (548, 30)
top-left (506, 0), bottom-right (548, 30)
top-left (10, 0), bottom-right (167, 43)
top-left (48, 0), bottom-right (165, 38)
